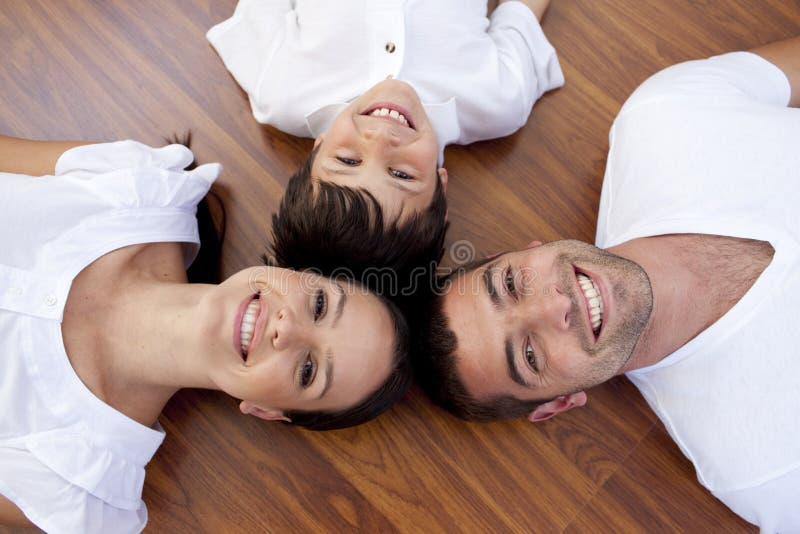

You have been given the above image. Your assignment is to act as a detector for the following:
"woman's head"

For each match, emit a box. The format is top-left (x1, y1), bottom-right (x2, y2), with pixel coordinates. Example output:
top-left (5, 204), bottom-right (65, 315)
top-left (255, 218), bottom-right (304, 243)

top-left (201, 266), bottom-right (411, 430)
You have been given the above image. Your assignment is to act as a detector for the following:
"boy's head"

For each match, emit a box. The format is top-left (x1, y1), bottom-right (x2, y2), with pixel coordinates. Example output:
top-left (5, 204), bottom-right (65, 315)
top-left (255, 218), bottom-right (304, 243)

top-left (271, 79), bottom-right (449, 297)
top-left (312, 78), bottom-right (447, 223)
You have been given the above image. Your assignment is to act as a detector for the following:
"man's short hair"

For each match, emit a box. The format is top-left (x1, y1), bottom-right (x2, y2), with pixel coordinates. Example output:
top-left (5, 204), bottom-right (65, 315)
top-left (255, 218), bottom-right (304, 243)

top-left (269, 148), bottom-right (448, 298)
top-left (412, 268), bottom-right (547, 422)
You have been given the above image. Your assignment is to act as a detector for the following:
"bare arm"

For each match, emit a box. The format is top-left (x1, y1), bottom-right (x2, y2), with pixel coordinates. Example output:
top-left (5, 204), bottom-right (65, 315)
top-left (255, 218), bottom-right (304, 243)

top-left (0, 495), bottom-right (34, 529)
top-left (0, 134), bottom-right (93, 176)
top-left (497, 0), bottom-right (551, 21)
top-left (750, 36), bottom-right (800, 107)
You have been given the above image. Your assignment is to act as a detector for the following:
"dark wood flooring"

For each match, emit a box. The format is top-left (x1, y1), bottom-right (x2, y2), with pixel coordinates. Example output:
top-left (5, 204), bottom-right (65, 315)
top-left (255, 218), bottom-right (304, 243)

top-left (1, 1), bottom-right (798, 532)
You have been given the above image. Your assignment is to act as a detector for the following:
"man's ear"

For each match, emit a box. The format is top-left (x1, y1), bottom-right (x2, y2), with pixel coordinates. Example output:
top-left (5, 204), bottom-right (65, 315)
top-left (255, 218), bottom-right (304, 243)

top-left (526, 240), bottom-right (543, 249)
top-left (239, 400), bottom-right (292, 423)
top-left (438, 167), bottom-right (448, 194)
top-left (313, 133), bottom-right (326, 149)
top-left (527, 392), bottom-right (587, 423)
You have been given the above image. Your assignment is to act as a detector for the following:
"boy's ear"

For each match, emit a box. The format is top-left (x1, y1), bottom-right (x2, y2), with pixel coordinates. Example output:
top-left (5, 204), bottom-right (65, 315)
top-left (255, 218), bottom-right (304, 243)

top-left (239, 400), bottom-right (292, 423)
top-left (438, 167), bottom-right (448, 193)
top-left (313, 134), bottom-right (326, 149)
top-left (527, 392), bottom-right (587, 423)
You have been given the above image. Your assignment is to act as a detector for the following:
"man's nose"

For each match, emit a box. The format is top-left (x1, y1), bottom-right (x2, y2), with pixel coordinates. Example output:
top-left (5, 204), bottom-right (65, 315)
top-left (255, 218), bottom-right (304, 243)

top-left (528, 283), bottom-right (573, 332)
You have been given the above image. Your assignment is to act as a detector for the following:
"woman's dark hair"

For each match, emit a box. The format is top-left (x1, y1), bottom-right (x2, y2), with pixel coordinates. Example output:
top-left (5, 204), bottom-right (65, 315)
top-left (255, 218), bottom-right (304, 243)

top-left (284, 293), bottom-right (413, 431)
top-left (165, 132), bottom-right (226, 284)
top-left (270, 148), bottom-right (448, 301)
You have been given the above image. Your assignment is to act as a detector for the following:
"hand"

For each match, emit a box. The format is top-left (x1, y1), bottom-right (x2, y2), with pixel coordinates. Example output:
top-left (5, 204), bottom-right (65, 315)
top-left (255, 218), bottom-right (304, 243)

top-left (497, 0), bottom-right (552, 21)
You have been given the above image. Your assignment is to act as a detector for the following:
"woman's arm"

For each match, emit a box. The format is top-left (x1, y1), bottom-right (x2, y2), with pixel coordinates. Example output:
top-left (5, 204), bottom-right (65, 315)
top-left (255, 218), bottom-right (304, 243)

top-left (0, 494), bottom-right (34, 528)
top-left (0, 134), bottom-right (92, 176)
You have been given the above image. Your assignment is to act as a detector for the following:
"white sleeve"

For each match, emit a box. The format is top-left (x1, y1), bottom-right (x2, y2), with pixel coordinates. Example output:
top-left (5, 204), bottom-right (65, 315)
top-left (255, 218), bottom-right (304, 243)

top-left (712, 467), bottom-right (800, 533)
top-left (620, 52), bottom-right (792, 115)
top-left (456, 1), bottom-right (564, 144)
top-left (206, 0), bottom-right (295, 98)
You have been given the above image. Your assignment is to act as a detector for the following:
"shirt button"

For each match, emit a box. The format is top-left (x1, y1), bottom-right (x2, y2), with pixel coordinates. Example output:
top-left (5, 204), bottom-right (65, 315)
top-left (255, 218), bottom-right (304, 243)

top-left (385, 42), bottom-right (396, 53)
top-left (44, 295), bottom-right (58, 306)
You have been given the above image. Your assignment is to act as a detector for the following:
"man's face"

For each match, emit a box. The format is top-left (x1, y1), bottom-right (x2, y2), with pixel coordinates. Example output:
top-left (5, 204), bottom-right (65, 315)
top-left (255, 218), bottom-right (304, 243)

top-left (311, 79), bottom-right (446, 224)
top-left (442, 240), bottom-right (653, 406)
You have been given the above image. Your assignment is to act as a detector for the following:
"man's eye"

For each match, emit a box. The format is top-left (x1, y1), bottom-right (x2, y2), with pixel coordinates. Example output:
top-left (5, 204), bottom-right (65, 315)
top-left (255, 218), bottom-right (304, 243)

top-left (313, 289), bottom-right (327, 322)
top-left (336, 157), bottom-right (360, 166)
top-left (299, 355), bottom-right (315, 388)
top-left (504, 267), bottom-right (517, 297)
top-left (389, 168), bottom-right (413, 180)
top-left (525, 339), bottom-right (538, 373)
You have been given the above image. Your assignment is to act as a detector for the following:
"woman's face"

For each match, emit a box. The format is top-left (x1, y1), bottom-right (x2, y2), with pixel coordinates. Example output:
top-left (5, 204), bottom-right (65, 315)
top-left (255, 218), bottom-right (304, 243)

top-left (200, 267), bottom-right (396, 421)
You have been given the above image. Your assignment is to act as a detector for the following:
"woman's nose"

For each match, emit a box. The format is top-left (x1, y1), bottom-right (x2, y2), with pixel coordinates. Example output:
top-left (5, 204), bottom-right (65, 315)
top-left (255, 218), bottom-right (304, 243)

top-left (271, 307), bottom-right (298, 351)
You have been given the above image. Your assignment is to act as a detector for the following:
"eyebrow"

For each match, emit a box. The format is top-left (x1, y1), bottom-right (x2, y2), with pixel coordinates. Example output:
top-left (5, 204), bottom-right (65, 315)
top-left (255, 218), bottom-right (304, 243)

top-left (483, 264), bottom-right (503, 310)
top-left (505, 337), bottom-right (529, 387)
top-left (331, 282), bottom-right (347, 328)
top-left (321, 165), bottom-right (357, 177)
top-left (387, 179), bottom-right (415, 193)
top-left (318, 351), bottom-right (334, 399)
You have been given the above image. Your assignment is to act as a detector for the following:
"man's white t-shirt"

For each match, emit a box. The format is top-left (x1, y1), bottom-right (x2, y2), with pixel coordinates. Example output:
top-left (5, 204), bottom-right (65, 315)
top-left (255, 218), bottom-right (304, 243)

top-left (0, 142), bottom-right (220, 533)
top-left (207, 0), bottom-right (564, 161)
top-left (596, 52), bottom-right (800, 532)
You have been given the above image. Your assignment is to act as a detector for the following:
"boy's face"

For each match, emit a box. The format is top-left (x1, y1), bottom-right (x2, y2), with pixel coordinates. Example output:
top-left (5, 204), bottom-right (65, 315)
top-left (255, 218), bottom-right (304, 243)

top-left (311, 79), bottom-right (447, 223)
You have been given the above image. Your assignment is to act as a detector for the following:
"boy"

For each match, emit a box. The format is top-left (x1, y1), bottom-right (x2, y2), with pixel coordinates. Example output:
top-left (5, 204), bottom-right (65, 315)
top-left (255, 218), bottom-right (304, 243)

top-left (208, 0), bottom-right (562, 294)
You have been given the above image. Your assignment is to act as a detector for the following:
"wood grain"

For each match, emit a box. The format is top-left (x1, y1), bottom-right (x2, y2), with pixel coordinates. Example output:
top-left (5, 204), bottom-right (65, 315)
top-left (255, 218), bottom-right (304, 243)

top-left (1, 1), bottom-right (798, 532)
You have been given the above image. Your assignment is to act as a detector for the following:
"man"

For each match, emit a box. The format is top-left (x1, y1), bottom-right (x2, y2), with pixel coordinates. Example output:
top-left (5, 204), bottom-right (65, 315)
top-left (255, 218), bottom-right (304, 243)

top-left (415, 36), bottom-right (799, 531)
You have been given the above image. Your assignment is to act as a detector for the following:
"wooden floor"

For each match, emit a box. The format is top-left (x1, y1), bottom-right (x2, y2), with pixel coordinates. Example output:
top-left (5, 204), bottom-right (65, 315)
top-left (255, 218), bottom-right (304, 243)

top-left (2, 1), bottom-right (798, 532)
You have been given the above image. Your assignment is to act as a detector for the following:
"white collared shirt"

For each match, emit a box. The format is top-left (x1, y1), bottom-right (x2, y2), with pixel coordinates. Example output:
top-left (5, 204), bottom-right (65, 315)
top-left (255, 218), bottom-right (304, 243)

top-left (207, 0), bottom-right (564, 162)
top-left (0, 141), bottom-right (220, 533)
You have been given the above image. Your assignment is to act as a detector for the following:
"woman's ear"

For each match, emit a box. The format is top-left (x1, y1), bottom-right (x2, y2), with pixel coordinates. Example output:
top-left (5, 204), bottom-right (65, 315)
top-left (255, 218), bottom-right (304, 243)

top-left (313, 133), bottom-right (326, 149)
top-left (239, 400), bottom-right (292, 423)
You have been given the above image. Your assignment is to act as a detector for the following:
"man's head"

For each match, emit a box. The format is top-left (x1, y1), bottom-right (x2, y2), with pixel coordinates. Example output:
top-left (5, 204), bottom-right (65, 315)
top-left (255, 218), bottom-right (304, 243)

top-left (414, 240), bottom-right (654, 422)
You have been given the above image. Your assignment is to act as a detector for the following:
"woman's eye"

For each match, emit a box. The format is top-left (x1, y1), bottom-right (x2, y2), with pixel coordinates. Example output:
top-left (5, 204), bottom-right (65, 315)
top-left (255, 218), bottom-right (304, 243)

top-left (336, 157), bottom-right (360, 166)
top-left (504, 267), bottom-right (517, 297)
top-left (389, 168), bottom-right (413, 180)
top-left (313, 289), bottom-right (327, 322)
top-left (525, 340), bottom-right (538, 373)
top-left (299, 355), bottom-right (316, 388)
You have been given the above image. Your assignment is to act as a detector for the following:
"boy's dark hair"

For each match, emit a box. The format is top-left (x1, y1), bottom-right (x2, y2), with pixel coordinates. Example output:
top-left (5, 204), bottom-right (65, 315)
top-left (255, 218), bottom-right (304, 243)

top-left (269, 148), bottom-right (448, 299)
top-left (412, 270), bottom-right (547, 422)
top-left (286, 292), bottom-right (412, 430)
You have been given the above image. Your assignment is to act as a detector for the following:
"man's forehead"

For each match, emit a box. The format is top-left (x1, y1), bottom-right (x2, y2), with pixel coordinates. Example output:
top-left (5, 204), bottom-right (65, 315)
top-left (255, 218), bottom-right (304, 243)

top-left (442, 273), bottom-right (505, 398)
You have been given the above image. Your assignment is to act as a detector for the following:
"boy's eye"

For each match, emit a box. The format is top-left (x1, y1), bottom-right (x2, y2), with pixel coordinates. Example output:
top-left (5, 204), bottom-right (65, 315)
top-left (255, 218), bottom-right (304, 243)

top-left (299, 355), bottom-right (316, 388)
top-left (390, 168), bottom-right (413, 180)
top-left (336, 157), bottom-right (360, 166)
top-left (313, 289), bottom-right (327, 322)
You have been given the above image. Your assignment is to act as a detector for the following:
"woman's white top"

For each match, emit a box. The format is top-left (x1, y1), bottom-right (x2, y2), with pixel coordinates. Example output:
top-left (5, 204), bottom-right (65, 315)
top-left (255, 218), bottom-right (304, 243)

top-left (0, 141), bottom-right (220, 533)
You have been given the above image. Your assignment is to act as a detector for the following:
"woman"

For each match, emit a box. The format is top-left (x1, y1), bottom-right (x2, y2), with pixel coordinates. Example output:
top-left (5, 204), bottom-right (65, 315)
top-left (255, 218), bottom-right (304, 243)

top-left (0, 135), bottom-right (411, 533)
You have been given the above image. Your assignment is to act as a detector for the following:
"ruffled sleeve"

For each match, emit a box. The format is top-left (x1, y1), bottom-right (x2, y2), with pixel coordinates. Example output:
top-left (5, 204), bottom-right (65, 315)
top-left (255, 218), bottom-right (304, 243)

top-left (53, 140), bottom-right (220, 211)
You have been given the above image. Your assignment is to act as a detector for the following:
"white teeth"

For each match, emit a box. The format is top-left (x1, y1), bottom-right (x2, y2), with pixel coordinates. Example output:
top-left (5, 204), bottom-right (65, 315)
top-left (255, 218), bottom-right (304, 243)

top-left (369, 107), bottom-right (409, 125)
top-left (577, 273), bottom-right (604, 335)
top-left (240, 299), bottom-right (260, 354)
